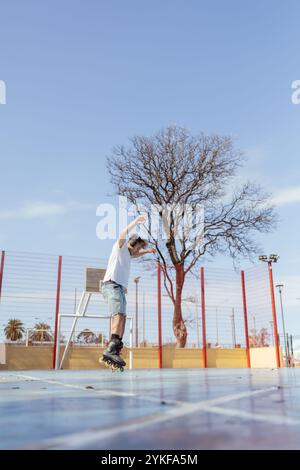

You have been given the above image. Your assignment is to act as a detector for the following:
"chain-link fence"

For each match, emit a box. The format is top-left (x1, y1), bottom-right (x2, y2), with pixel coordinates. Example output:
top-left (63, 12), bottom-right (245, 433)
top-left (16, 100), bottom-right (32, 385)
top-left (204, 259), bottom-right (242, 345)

top-left (0, 249), bottom-right (282, 369)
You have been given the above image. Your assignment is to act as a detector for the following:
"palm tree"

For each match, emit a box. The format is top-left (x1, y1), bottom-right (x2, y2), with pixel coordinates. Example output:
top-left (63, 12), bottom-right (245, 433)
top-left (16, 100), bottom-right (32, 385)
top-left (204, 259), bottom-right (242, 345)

top-left (30, 322), bottom-right (53, 342)
top-left (76, 329), bottom-right (97, 344)
top-left (4, 319), bottom-right (25, 341)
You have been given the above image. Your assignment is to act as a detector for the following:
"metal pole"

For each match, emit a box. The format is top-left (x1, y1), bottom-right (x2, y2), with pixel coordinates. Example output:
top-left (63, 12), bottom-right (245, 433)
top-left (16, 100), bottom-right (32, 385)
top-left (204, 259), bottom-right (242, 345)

top-left (286, 332), bottom-right (290, 367)
top-left (129, 317), bottom-right (133, 369)
top-left (0, 250), bottom-right (5, 303)
top-left (157, 262), bottom-right (163, 369)
top-left (201, 267), bottom-right (207, 368)
top-left (231, 308), bottom-right (236, 347)
top-left (241, 270), bottom-right (251, 368)
top-left (276, 285), bottom-right (288, 367)
top-left (134, 277), bottom-right (140, 347)
top-left (196, 298), bottom-right (200, 348)
top-left (52, 256), bottom-right (62, 370)
top-left (73, 287), bottom-right (77, 343)
top-left (135, 280), bottom-right (138, 347)
top-left (55, 315), bottom-right (61, 370)
top-left (142, 291), bottom-right (145, 346)
top-left (268, 262), bottom-right (281, 368)
top-left (290, 334), bottom-right (294, 367)
top-left (216, 307), bottom-right (219, 346)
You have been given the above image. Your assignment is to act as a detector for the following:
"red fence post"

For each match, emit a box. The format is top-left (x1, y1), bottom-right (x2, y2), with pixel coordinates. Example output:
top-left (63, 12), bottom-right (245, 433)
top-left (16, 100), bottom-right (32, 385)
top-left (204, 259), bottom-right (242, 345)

top-left (157, 261), bottom-right (163, 369)
top-left (201, 267), bottom-right (207, 368)
top-left (0, 250), bottom-right (5, 302)
top-left (52, 256), bottom-right (62, 370)
top-left (241, 270), bottom-right (251, 368)
top-left (268, 261), bottom-right (281, 368)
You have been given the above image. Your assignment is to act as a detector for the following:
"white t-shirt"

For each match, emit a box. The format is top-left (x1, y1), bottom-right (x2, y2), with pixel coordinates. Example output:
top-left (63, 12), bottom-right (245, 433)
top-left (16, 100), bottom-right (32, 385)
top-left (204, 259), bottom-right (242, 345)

top-left (103, 241), bottom-right (131, 288)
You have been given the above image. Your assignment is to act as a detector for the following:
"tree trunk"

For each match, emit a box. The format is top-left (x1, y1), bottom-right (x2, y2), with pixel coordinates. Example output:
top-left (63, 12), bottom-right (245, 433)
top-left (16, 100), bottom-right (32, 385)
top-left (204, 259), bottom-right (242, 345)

top-left (172, 264), bottom-right (187, 347)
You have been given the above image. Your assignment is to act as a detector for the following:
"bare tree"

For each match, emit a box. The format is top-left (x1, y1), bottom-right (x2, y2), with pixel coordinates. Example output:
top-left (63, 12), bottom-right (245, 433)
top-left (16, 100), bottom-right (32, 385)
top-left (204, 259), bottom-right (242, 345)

top-left (249, 328), bottom-right (270, 347)
top-left (107, 125), bottom-right (277, 347)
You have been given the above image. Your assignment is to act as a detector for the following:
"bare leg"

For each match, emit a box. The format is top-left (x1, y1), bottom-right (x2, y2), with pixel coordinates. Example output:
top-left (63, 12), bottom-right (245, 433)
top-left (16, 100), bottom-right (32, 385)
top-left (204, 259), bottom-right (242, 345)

top-left (111, 314), bottom-right (126, 338)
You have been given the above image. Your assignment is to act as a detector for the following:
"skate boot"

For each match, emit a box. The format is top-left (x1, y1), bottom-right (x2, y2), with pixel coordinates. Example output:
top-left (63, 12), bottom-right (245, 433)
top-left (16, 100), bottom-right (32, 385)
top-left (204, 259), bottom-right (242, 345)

top-left (99, 338), bottom-right (126, 372)
top-left (112, 339), bottom-right (126, 368)
top-left (116, 339), bottom-right (125, 357)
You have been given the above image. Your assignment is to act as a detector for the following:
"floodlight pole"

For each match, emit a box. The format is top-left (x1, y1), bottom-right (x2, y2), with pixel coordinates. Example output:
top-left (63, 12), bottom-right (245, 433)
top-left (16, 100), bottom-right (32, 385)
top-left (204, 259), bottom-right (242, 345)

top-left (259, 255), bottom-right (281, 368)
top-left (276, 284), bottom-right (289, 367)
top-left (134, 277), bottom-right (140, 347)
top-left (268, 261), bottom-right (281, 368)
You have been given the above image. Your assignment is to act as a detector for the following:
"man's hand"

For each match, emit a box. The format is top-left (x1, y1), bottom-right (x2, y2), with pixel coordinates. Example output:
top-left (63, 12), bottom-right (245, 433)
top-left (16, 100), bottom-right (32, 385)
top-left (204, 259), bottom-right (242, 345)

top-left (132, 247), bottom-right (157, 258)
top-left (134, 215), bottom-right (146, 225)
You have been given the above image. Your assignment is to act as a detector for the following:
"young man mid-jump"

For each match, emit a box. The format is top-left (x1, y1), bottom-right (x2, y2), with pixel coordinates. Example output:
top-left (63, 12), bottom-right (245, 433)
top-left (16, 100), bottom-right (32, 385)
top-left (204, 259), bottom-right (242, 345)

top-left (100, 215), bottom-right (156, 370)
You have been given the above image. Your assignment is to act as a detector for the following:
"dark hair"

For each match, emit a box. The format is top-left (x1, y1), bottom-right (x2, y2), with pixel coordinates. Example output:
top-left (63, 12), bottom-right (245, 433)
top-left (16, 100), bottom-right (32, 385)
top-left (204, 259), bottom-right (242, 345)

top-left (129, 234), bottom-right (148, 248)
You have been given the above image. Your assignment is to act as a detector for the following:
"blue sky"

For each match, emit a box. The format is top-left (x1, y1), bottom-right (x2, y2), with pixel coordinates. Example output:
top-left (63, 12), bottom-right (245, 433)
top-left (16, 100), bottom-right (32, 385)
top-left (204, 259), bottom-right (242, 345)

top-left (0, 1), bottom-right (300, 334)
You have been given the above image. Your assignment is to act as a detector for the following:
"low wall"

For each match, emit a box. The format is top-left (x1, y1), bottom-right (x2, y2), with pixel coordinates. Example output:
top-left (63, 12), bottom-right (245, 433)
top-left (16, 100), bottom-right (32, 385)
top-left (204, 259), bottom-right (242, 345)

top-left (250, 346), bottom-right (283, 368)
top-left (0, 345), bottom-right (159, 370)
top-left (162, 346), bottom-right (203, 368)
top-left (0, 343), bottom-right (6, 365)
top-left (207, 348), bottom-right (247, 368)
top-left (0, 344), bottom-right (243, 370)
top-left (2, 344), bottom-right (53, 370)
top-left (0, 344), bottom-right (283, 370)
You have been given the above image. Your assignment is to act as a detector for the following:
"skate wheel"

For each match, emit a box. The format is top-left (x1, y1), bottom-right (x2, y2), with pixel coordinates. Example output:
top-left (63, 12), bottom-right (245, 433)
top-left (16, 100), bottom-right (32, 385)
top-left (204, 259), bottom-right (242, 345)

top-left (101, 358), bottom-right (111, 368)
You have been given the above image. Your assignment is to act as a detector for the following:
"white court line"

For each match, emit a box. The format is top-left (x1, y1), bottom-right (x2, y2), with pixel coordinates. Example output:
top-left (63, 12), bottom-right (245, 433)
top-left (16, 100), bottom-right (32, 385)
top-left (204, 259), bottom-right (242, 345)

top-left (10, 372), bottom-right (188, 406)
top-left (21, 385), bottom-right (281, 450)
top-left (10, 372), bottom-right (280, 408)
top-left (11, 373), bottom-right (137, 398)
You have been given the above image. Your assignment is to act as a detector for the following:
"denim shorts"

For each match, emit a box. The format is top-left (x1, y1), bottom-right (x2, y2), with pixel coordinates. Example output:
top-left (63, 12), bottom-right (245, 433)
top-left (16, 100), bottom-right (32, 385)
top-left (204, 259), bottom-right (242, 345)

top-left (102, 281), bottom-right (127, 317)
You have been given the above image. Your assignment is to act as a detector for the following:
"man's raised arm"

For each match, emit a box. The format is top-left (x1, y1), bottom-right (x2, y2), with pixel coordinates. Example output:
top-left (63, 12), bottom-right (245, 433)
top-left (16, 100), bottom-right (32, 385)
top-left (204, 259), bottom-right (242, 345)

top-left (118, 215), bottom-right (146, 248)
